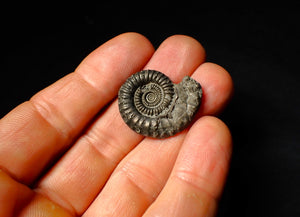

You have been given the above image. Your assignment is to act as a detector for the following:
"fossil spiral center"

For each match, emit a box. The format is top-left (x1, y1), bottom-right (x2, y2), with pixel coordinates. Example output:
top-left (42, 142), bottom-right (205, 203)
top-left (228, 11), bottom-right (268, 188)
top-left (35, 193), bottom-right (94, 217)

top-left (142, 84), bottom-right (163, 107)
top-left (134, 83), bottom-right (165, 117)
top-left (145, 92), bottom-right (156, 103)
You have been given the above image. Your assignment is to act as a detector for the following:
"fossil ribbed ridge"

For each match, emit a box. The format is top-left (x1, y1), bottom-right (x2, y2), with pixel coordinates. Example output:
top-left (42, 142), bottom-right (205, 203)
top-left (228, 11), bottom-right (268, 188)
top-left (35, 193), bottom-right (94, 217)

top-left (118, 70), bottom-right (202, 138)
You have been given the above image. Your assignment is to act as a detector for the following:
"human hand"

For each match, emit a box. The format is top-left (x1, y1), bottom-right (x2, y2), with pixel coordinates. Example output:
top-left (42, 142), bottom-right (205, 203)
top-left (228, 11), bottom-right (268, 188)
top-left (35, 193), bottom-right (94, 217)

top-left (0, 33), bottom-right (233, 217)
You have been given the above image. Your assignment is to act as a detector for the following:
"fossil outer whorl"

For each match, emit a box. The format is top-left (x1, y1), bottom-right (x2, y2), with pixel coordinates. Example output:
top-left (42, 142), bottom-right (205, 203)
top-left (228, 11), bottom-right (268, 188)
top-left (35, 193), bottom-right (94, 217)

top-left (118, 70), bottom-right (202, 138)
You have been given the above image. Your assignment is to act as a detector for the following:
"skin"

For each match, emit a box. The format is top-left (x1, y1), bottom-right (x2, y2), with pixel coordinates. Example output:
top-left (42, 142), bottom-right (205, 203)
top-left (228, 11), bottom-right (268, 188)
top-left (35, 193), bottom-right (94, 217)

top-left (0, 32), bottom-right (233, 217)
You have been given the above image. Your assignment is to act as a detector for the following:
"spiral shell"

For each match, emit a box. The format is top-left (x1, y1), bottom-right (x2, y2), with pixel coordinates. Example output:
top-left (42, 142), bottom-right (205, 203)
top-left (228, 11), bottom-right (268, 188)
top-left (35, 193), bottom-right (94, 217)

top-left (118, 70), bottom-right (202, 138)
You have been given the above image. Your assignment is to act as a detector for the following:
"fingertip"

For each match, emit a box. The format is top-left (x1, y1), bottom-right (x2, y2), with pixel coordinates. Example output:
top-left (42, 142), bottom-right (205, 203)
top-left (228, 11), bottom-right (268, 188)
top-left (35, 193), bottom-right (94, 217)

top-left (115, 32), bottom-right (155, 54)
top-left (76, 32), bottom-right (155, 78)
top-left (194, 62), bottom-right (234, 115)
top-left (145, 34), bottom-right (206, 82)
top-left (190, 116), bottom-right (232, 156)
top-left (176, 116), bottom-right (232, 199)
top-left (143, 116), bottom-right (232, 217)
top-left (163, 34), bottom-right (206, 58)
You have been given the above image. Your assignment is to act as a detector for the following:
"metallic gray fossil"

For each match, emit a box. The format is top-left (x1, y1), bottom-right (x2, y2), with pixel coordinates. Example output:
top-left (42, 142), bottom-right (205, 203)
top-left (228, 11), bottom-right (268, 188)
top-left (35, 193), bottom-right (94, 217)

top-left (118, 70), bottom-right (202, 138)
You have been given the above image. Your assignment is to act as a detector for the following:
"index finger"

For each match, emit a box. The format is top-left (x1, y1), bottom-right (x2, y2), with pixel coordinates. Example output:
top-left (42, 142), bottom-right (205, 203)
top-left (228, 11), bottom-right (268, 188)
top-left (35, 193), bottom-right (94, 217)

top-left (0, 33), bottom-right (154, 185)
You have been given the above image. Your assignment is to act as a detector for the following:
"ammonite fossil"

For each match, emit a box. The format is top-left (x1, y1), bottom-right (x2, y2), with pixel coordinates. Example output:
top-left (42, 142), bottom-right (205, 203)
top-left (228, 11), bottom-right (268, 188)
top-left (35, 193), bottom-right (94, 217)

top-left (118, 70), bottom-right (202, 138)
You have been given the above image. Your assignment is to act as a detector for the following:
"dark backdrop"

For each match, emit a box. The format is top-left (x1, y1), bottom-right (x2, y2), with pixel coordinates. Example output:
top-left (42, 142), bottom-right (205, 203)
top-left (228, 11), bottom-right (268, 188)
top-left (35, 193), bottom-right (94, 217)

top-left (2, 8), bottom-right (299, 217)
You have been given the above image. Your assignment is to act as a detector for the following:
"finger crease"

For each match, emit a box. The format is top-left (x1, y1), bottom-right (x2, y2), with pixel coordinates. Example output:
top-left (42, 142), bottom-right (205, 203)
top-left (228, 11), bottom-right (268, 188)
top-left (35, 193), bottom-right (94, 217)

top-left (29, 99), bottom-right (73, 143)
top-left (75, 69), bottom-right (109, 97)
top-left (119, 161), bottom-right (164, 202)
top-left (172, 169), bottom-right (217, 201)
top-left (83, 128), bottom-right (125, 165)
top-left (34, 187), bottom-right (78, 217)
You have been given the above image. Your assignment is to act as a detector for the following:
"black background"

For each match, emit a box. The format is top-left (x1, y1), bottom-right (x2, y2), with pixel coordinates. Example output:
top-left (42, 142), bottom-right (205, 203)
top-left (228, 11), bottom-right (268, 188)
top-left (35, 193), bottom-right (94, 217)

top-left (2, 8), bottom-right (300, 217)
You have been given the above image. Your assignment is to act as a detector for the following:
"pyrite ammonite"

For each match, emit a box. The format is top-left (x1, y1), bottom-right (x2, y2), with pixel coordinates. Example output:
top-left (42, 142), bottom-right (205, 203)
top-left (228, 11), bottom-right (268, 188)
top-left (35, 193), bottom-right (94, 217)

top-left (118, 70), bottom-right (202, 138)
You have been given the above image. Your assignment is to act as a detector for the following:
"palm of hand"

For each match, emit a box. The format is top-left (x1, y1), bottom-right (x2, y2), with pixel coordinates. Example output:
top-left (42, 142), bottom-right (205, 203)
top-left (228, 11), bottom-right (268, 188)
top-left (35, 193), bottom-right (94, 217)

top-left (0, 33), bottom-right (233, 217)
